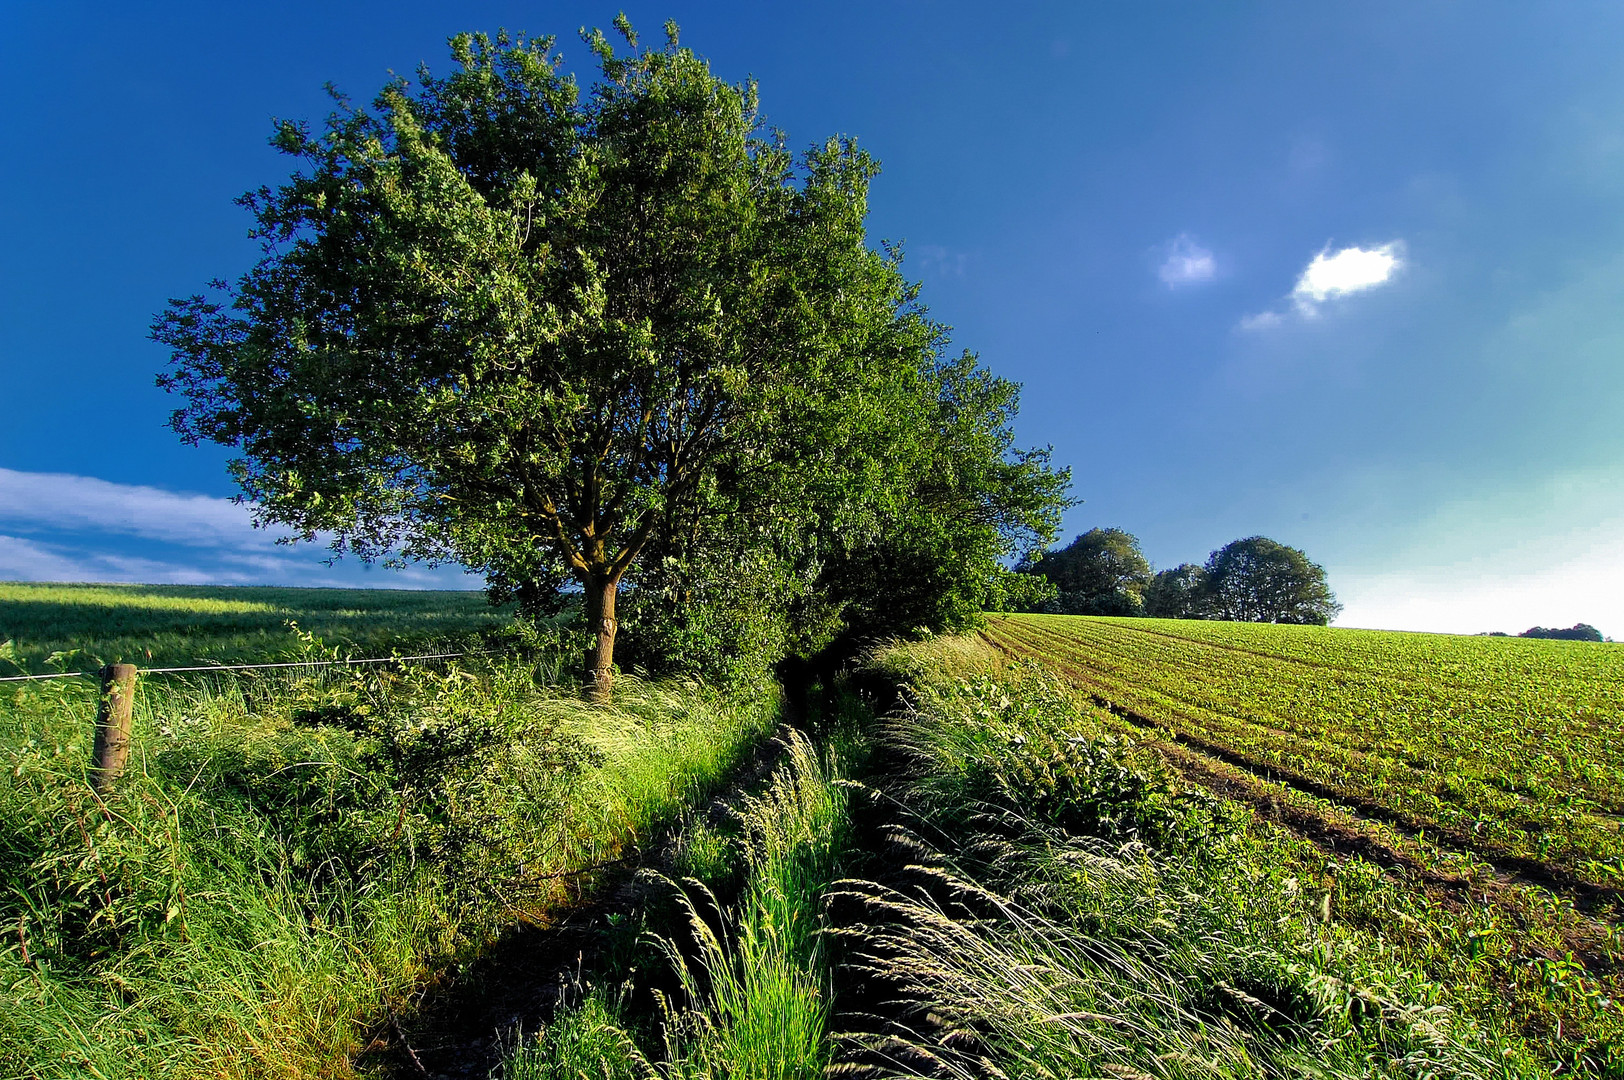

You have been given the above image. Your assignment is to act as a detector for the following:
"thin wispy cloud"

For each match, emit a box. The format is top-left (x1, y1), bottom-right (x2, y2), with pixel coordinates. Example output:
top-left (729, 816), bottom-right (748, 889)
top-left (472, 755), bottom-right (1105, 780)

top-left (0, 534), bottom-right (216, 584)
top-left (0, 467), bottom-right (259, 548)
top-left (914, 244), bottom-right (972, 279)
top-left (0, 468), bottom-right (479, 588)
top-left (1157, 234), bottom-right (1217, 287)
top-left (1236, 310), bottom-right (1284, 331)
top-left (1240, 241), bottom-right (1404, 329)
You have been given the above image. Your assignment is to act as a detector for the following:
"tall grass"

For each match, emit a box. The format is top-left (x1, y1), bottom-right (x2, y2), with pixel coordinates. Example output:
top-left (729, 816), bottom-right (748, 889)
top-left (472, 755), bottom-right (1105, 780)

top-left (0, 654), bottom-right (778, 1080)
top-left (836, 636), bottom-right (1544, 1079)
top-left (505, 728), bottom-right (852, 1080)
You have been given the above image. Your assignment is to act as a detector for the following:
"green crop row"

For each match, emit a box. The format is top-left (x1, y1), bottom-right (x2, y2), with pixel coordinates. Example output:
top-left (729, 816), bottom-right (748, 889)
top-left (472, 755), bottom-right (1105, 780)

top-left (985, 614), bottom-right (1624, 886)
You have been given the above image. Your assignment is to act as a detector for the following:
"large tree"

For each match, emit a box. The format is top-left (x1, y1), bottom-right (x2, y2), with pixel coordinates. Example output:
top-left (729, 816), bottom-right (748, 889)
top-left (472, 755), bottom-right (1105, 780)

top-left (1143, 563), bottom-right (1208, 619)
top-left (1202, 537), bottom-right (1340, 624)
top-left (153, 23), bottom-right (1068, 696)
top-left (1021, 527), bottom-right (1152, 616)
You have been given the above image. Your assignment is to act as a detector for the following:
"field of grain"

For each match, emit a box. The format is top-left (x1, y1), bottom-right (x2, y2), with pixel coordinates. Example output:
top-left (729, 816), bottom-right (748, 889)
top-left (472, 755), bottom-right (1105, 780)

top-left (0, 582), bottom-right (511, 673)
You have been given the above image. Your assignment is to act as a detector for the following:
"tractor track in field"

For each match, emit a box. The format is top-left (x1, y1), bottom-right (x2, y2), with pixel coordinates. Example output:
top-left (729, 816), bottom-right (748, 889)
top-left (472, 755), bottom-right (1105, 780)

top-left (981, 630), bottom-right (1624, 923)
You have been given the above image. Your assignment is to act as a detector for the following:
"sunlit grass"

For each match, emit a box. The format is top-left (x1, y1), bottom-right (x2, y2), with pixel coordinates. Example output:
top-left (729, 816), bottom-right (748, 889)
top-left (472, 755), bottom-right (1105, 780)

top-left (505, 728), bottom-right (852, 1080)
top-left (0, 582), bottom-right (512, 671)
top-left (0, 654), bottom-right (778, 1080)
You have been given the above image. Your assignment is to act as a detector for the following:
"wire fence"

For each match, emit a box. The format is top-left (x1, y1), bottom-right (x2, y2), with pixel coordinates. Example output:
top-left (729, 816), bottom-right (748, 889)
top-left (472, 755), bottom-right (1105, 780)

top-left (0, 650), bottom-right (486, 684)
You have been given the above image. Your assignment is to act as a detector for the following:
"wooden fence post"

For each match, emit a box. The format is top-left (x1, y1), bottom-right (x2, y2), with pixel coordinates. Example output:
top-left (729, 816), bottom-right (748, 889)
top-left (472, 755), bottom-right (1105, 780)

top-left (92, 663), bottom-right (137, 794)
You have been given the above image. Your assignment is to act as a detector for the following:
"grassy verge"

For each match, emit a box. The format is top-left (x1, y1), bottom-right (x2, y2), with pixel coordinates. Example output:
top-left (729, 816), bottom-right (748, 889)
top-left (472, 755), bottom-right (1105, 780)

top-left (0, 653), bottom-right (778, 1080)
top-left (503, 721), bottom-right (857, 1080)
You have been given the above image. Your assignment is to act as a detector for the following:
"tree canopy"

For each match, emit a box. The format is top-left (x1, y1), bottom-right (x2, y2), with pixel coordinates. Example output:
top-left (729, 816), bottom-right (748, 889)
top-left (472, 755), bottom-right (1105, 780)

top-left (152, 22), bottom-right (1069, 695)
top-left (1519, 624), bottom-right (1604, 642)
top-left (1020, 527), bottom-right (1152, 616)
top-left (1202, 536), bottom-right (1340, 625)
top-left (1143, 563), bottom-right (1207, 619)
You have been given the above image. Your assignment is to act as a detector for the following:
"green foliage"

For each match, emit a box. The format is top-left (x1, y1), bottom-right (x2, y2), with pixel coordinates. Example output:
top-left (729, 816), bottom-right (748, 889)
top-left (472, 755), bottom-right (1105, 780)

top-left (501, 992), bottom-right (650, 1080)
top-left (0, 646), bottom-right (777, 1079)
top-left (1520, 623), bottom-right (1605, 642)
top-left (810, 350), bottom-right (1073, 644)
top-left (877, 656), bottom-right (1240, 853)
top-left (1020, 526), bottom-right (1151, 616)
top-left (151, 22), bottom-right (1070, 691)
top-left (1143, 561), bottom-right (1208, 619)
top-left (1203, 535), bottom-right (1340, 624)
top-left (151, 23), bottom-right (1072, 691)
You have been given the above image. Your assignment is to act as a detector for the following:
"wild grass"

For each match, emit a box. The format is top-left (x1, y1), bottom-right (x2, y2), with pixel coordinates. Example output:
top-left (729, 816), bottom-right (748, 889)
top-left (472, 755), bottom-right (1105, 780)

top-left (0, 652), bottom-right (779, 1080)
top-left (841, 636), bottom-right (1546, 1079)
top-left (504, 727), bottom-right (853, 1080)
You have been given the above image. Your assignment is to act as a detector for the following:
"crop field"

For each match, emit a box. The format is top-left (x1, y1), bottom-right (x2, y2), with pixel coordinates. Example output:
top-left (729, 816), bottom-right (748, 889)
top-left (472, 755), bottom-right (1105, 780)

top-left (982, 612), bottom-right (1624, 1069)
top-left (982, 614), bottom-right (1624, 886)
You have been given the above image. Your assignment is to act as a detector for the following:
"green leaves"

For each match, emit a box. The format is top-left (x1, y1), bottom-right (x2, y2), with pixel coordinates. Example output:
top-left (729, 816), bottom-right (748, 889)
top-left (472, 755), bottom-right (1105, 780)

top-left (154, 21), bottom-right (1071, 687)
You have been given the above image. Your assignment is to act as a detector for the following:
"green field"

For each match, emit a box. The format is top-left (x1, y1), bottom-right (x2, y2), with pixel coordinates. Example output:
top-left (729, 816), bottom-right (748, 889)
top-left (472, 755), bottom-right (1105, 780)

top-left (981, 613), bottom-right (1624, 1070)
top-left (8, 589), bottom-right (1623, 1079)
top-left (984, 614), bottom-right (1624, 884)
top-left (0, 582), bottom-right (512, 673)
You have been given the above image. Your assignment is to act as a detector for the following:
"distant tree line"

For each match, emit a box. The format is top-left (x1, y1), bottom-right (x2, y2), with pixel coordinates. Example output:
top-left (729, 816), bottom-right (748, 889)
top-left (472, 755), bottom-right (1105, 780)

top-left (1518, 624), bottom-right (1604, 642)
top-left (1017, 528), bottom-right (1341, 625)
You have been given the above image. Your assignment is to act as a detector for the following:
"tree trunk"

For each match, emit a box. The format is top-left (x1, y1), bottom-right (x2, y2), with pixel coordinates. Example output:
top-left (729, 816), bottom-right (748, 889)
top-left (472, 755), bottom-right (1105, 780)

top-left (584, 574), bottom-right (619, 703)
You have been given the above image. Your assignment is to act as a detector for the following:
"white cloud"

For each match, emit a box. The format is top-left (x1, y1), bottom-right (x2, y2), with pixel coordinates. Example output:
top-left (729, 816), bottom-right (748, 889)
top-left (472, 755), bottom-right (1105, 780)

top-left (0, 469), bottom-right (481, 588)
top-left (1236, 310), bottom-right (1284, 332)
top-left (0, 531), bottom-right (478, 589)
top-left (0, 467), bottom-right (260, 548)
top-left (1157, 234), bottom-right (1217, 287)
top-left (1239, 241), bottom-right (1404, 329)
top-left (1291, 242), bottom-right (1404, 312)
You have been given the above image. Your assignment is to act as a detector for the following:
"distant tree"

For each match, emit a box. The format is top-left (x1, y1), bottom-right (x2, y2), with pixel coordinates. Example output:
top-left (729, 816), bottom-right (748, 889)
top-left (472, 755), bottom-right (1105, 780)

top-left (1203, 536), bottom-right (1340, 624)
top-left (1143, 563), bottom-right (1208, 619)
top-left (1022, 527), bottom-right (1152, 616)
top-left (1519, 624), bottom-right (1604, 642)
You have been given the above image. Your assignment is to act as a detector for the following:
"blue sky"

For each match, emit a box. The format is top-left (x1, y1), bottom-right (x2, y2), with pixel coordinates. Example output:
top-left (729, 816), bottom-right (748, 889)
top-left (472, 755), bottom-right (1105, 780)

top-left (3, 2), bottom-right (1624, 634)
